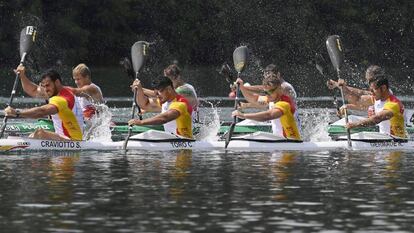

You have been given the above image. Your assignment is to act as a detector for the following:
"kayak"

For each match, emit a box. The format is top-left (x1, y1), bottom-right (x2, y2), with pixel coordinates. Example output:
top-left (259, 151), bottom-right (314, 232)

top-left (328, 115), bottom-right (414, 140)
top-left (1, 130), bottom-right (413, 152)
top-left (1, 119), bottom-right (272, 136)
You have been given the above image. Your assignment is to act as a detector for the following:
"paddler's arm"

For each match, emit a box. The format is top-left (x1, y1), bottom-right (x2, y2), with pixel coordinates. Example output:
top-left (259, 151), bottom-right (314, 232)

top-left (131, 79), bottom-right (160, 111)
top-left (346, 110), bottom-right (393, 129)
top-left (128, 109), bottom-right (179, 126)
top-left (236, 78), bottom-right (267, 109)
top-left (327, 79), bottom-right (370, 104)
top-left (4, 104), bottom-right (58, 119)
top-left (14, 64), bottom-right (40, 97)
top-left (232, 108), bottom-right (282, 122)
top-left (242, 84), bottom-right (264, 93)
top-left (142, 87), bottom-right (157, 98)
top-left (67, 85), bottom-right (103, 102)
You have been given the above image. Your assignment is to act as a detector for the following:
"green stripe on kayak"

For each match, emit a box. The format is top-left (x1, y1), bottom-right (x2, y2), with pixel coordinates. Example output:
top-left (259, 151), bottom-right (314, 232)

top-left (3, 119), bottom-right (272, 134)
top-left (328, 125), bottom-right (414, 135)
top-left (219, 125), bottom-right (272, 134)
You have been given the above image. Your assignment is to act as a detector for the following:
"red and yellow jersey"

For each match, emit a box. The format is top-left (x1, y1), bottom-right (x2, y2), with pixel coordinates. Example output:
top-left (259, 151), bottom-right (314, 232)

top-left (161, 95), bottom-right (193, 139)
top-left (49, 87), bottom-right (84, 140)
top-left (270, 95), bottom-right (301, 140)
top-left (381, 95), bottom-right (406, 138)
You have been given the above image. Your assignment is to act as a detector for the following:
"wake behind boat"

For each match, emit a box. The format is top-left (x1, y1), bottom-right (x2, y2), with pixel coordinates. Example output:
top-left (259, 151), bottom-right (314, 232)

top-left (1, 130), bottom-right (414, 152)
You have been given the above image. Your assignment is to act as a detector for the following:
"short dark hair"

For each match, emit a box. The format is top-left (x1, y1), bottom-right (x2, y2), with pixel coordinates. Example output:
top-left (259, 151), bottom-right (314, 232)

top-left (152, 76), bottom-right (173, 89)
top-left (264, 63), bottom-right (282, 79)
top-left (262, 73), bottom-right (282, 87)
top-left (366, 65), bottom-right (385, 82)
top-left (164, 64), bottom-right (181, 78)
top-left (370, 77), bottom-right (389, 89)
top-left (41, 69), bottom-right (61, 82)
top-left (264, 64), bottom-right (279, 73)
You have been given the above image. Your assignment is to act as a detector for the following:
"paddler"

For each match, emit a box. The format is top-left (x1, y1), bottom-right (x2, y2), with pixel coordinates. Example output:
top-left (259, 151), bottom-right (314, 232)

top-left (236, 64), bottom-right (301, 129)
top-left (232, 75), bottom-right (301, 140)
top-left (68, 63), bottom-right (104, 120)
top-left (327, 65), bottom-right (386, 115)
top-left (139, 64), bottom-right (199, 122)
top-left (128, 76), bottom-right (193, 139)
top-left (344, 77), bottom-right (407, 138)
top-left (4, 65), bottom-right (83, 140)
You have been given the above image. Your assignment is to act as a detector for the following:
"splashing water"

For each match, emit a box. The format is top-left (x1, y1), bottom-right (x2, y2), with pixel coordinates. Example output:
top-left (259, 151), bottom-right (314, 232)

top-left (194, 101), bottom-right (220, 141)
top-left (84, 104), bottom-right (113, 142)
top-left (300, 108), bottom-right (334, 142)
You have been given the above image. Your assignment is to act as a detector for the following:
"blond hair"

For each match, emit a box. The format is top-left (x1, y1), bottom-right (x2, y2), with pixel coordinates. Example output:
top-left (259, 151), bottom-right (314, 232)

top-left (73, 63), bottom-right (91, 78)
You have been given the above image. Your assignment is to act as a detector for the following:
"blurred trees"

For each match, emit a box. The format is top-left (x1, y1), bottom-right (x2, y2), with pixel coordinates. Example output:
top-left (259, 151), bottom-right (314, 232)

top-left (0, 0), bottom-right (412, 95)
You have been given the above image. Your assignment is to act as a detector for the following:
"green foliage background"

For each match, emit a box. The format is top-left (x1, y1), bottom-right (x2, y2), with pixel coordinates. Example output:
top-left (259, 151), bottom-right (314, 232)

top-left (0, 0), bottom-right (413, 96)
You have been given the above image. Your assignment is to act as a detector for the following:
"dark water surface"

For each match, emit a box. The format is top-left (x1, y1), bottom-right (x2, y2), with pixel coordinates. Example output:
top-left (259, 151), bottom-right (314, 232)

top-left (1, 150), bottom-right (414, 232)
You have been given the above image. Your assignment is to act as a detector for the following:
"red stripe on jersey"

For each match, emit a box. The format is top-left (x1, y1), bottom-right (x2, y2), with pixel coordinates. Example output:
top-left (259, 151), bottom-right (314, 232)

top-left (59, 87), bottom-right (76, 109)
top-left (176, 94), bottom-right (193, 115)
top-left (280, 95), bottom-right (295, 113)
top-left (388, 95), bottom-right (404, 114)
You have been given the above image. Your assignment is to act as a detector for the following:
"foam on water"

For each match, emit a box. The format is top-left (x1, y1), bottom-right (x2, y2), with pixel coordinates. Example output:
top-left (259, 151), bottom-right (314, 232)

top-left (195, 101), bottom-right (220, 141)
top-left (84, 104), bottom-right (113, 142)
top-left (300, 108), bottom-right (334, 142)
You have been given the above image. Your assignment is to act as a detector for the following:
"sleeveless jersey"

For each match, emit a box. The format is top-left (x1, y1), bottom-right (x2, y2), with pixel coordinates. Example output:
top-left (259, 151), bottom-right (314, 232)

top-left (269, 95), bottom-right (301, 140)
top-left (49, 87), bottom-right (84, 140)
top-left (77, 83), bottom-right (103, 119)
top-left (373, 95), bottom-right (406, 138)
top-left (161, 95), bottom-right (193, 139)
top-left (175, 83), bottom-right (198, 121)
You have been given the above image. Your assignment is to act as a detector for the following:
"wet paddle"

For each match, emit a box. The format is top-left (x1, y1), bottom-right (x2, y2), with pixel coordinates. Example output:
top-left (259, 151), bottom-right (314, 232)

top-left (0, 26), bottom-right (37, 139)
top-left (123, 41), bottom-right (150, 150)
top-left (120, 57), bottom-right (142, 120)
top-left (225, 46), bottom-right (249, 148)
top-left (326, 35), bottom-right (351, 147)
top-left (314, 53), bottom-right (340, 116)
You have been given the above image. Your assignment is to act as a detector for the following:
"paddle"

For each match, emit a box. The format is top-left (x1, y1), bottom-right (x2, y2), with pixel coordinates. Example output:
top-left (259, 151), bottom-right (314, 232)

top-left (123, 41), bottom-right (150, 150)
top-left (314, 53), bottom-right (340, 115)
top-left (0, 26), bottom-right (37, 139)
top-left (225, 46), bottom-right (249, 148)
top-left (120, 57), bottom-right (142, 120)
top-left (218, 62), bottom-right (236, 84)
top-left (326, 35), bottom-right (351, 147)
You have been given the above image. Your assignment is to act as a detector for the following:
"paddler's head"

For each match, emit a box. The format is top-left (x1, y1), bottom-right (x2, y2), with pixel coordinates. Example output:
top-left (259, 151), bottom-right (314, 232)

top-left (40, 69), bottom-right (63, 98)
top-left (72, 63), bottom-right (91, 88)
top-left (152, 76), bottom-right (175, 104)
top-left (164, 64), bottom-right (181, 81)
top-left (263, 64), bottom-right (282, 81)
top-left (369, 77), bottom-right (389, 101)
top-left (365, 65), bottom-right (385, 84)
top-left (262, 74), bottom-right (283, 101)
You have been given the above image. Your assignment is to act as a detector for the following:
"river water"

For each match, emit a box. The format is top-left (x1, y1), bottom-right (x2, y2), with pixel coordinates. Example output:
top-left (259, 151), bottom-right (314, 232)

top-left (0, 104), bottom-right (414, 232)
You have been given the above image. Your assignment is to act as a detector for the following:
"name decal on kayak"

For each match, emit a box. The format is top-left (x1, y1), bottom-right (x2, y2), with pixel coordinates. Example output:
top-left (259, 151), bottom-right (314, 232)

top-left (369, 141), bottom-right (403, 148)
top-left (41, 141), bottom-right (81, 149)
top-left (170, 141), bottom-right (193, 148)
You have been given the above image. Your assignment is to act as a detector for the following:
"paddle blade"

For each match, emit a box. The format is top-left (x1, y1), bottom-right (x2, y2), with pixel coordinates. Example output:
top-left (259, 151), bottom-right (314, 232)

top-left (19, 26), bottom-right (37, 62)
top-left (314, 53), bottom-right (327, 77)
top-left (326, 35), bottom-right (344, 72)
top-left (120, 57), bottom-right (134, 79)
top-left (233, 46), bottom-right (248, 73)
top-left (131, 41), bottom-right (150, 77)
top-left (224, 123), bottom-right (236, 148)
top-left (218, 63), bottom-right (236, 83)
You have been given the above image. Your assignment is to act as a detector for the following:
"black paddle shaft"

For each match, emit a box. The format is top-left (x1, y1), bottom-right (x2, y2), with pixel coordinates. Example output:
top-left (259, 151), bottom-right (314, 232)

top-left (225, 46), bottom-right (249, 148)
top-left (123, 41), bottom-right (150, 150)
top-left (326, 35), bottom-right (351, 147)
top-left (0, 26), bottom-right (37, 139)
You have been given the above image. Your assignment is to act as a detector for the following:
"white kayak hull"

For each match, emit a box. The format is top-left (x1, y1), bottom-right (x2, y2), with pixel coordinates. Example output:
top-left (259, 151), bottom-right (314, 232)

top-left (1, 137), bottom-right (413, 152)
top-left (1, 131), bottom-right (413, 152)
